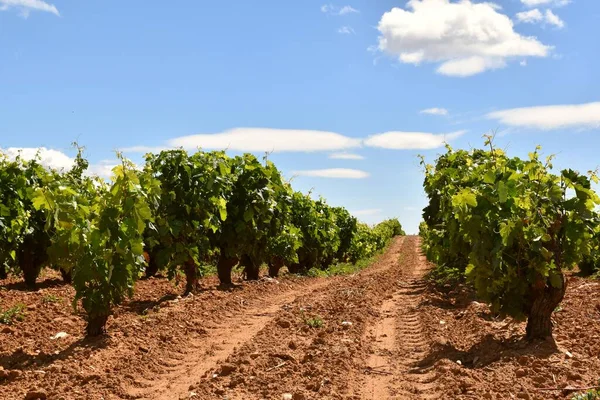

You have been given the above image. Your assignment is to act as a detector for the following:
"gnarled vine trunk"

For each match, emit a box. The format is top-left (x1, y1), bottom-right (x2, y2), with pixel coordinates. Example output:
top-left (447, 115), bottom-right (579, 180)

top-left (145, 250), bottom-right (159, 278)
top-left (0, 264), bottom-right (7, 279)
top-left (59, 267), bottom-right (72, 284)
top-left (241, 254), bottom-right (260, 281)
top-left (525, 274), bottom-right (567, 340)
top-left (183, 259), bottom-right (198, 294)
top-left (86, 314), bottom-right (109, 336)
top-left (217, 251), bottom-right (239, 285)
top-left (268, 256), bottom-right (285, 278)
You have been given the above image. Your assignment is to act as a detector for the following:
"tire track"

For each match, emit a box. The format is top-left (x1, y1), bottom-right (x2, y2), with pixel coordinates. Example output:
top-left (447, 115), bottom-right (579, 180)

top-left (363, 237), bottom-right (440, 399)
top-left (126, 241), bottom-right (406, 400)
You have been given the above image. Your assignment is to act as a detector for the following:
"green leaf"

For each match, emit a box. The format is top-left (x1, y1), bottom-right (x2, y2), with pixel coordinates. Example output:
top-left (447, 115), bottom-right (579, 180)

top-left (497, 181), bottom-right (508, 203)
top-left (452, 189), bottom-right (478, 208)
top-left (549, 273), bottom-right (563, 289)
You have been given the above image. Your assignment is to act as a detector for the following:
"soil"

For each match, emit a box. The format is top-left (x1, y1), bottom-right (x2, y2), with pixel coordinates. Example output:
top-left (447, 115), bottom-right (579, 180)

top-left (1, 236), bottom-right (599, 400)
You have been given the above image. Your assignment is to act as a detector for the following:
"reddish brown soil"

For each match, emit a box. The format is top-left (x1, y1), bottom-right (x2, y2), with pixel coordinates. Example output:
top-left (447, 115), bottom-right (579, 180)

top-left (1, 237), bottom-right (599, 400)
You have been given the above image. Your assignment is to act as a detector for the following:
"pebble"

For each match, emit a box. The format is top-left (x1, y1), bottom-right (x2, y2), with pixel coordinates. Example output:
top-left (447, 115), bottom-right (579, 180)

top-left (277, 320), bottom-right (291, 329)
top-left (282, 394), bottom-right (293, 400)
top-left (25, 390), bottom-right (47, 400)
top-left (219, 363), bottom-right (237, 376)
top-left (50, 332), bottom-right (69, 340)
top-left (341, 321), bottom-right (353, 329)
top-left (515, 368), bottom-right (527, 378)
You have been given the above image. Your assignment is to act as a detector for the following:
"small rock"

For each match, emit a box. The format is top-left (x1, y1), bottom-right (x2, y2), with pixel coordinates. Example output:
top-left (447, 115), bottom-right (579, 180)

top-left (456, 360), bottom-right (462, 365)
top-left (250, 352), bottom-right (260, 359)
top-left (219, 363), bottom-right (237, 376)
top-left (50, 332), bottom-right (69, 340)
top-left (516, 368), bottom-right (527, 378)
top-left (293, 393), bottom-right (306, 400)
top-left (565, 351), bottom-right (573, 359)
top-left (439, 320), bottom-right (446, 325)
top-left (139, 345), bottom-right (150, 353)
top-left (2, 326), bottom-right (14, 334)
top-left (277, 320), bottom-right (291, 329)
top-left (25, 390), bottom-right (47, 400)
top-left (341, 321), bottom-right (353, 329)
top-left (516, 392), bottom-right (530, 399)
top-left (8, 370), bottom-right (21, 380)
top-left (288, 340), bottom-right (297, 350)
top-left (282, 394), bottom-right (293, 400)
top-left (567, 372), bottom-right (582, 381)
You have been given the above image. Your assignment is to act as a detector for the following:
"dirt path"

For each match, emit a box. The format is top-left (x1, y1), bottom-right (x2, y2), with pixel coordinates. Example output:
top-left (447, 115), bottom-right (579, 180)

top-left (127, 278), bottom-right (333, 400)
top-left (183, 236), bottom-right (414, 399)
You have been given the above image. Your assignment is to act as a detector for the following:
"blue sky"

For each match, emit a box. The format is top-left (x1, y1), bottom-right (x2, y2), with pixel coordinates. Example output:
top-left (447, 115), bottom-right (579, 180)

top-left (1, 0), bottom-right (599, 233)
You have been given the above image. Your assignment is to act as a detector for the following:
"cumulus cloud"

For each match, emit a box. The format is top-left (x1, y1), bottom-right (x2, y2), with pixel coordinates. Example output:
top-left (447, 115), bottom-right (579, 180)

top-left (364, 130), bottom-right (466, 150)
top-left (0, 148), bottom-right (121, 179)
top-left (420, 107), bottom-right (449, 116)
top-left (293, 168), bottom-right (369, 179)
top-left (328, 152), bottom-right (365, 160)
top-left (321, 4), bottom-right (359, 15)
top-left (0, 0), bottom-right (59, 16)
top-left (487, 102), bottom-right (600, 130)
top-left (1, 147), bottom-right (74, 170)
top-left (520, 0), bottom-right (570, 7)
top-left (123, 128), bottom-right (361, 153)
top-left (338, 26), bottom-right (355, 35)
top-left (376, 0), bottom-right (551, 77)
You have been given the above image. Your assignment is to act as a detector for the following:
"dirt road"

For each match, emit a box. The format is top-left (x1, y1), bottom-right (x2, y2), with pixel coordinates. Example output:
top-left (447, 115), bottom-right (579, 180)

top-left (3, 235), bottom-right (599, 400)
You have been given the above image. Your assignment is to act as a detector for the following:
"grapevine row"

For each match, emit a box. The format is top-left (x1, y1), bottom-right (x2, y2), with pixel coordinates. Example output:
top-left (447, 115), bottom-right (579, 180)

top-left (0, 147), bottom-right (404, 335)
top-left (419, 136), bottom-right (599, 339)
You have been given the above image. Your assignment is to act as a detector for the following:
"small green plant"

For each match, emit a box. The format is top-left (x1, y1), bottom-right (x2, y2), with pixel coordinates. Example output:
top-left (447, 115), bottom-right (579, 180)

top-left (572, 389), bottom-right (600, 400)
top-left (0, 303), bottom-right (26, 324)
top-left (302, 313), bottom-right (324, 328)
top-left (42, 294), bottom-right (61, 304)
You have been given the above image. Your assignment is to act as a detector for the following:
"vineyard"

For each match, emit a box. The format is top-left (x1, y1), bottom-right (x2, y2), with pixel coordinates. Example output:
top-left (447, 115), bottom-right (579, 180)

top-left (1, 141), bottom-right (599, 400)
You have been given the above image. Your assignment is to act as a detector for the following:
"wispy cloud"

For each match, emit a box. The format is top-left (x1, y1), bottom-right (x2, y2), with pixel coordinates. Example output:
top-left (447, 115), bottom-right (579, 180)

top-left (337, 26), bottom-right (355, 35)
top-left (420, 107), bottom-right (449, 116)
top-left (545, 9), bottom-right (565, 28)
top-left (0, 0), bottom-right (60, 16)
top-left (364, 130), bottom-right (466, 150)
top-left (293, 168), bottom-right (369, 179)
top-left (123, 128), bottom-right (361, 154)
top-left (520, 0), bottom-right (571, 7)
top-left (329, 152), bottom-right (365, 160)
top-left (516, 8), bottom-right (564, 28)
top-left (487, 102), bottom-right (600, 130)
top-left (321, 4), bottom-right (359, 16)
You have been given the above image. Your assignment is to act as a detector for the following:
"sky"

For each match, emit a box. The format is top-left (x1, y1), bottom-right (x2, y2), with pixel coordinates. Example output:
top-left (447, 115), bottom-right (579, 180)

top-left (1, 0), bottom-right (599, 233)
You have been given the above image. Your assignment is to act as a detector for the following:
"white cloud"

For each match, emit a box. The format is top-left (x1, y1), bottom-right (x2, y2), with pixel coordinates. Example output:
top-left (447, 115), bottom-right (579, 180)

top-left (351, 208), bottom-right (382, 217)
top-left (0, 0), bottom-right (59, 16)
top-left (487, 102), bottom-right (600, 130)
top-left (376, 0), bottom-right (550, 77)
top-left (516, 8), bottom-right (543, 23)
top-left (321, 4), bottom-right (359, 16)
top-left (123, 128), bottom-right (361, 153)
top-left (516, 8), bottom-right (564, 28)
top-left (339, 5), bottom-right (359, 15)
top-left (420, 107), bottom-right (449, 116)
top-left (293, 168), bottom-right (369, 179)
top-left (364, 130), bottom-right (466, 150)
top-left (1, 147), bottom-right (74, 170)
top-left (338, 26), bottom-right (355, 35)
top-left (520, 0), bottom-right (570, 7)
top-left (545, 10), bottom-right (564, 28)
top-left (0, 148), bottom-right (122, 179)
top-left (520, 60), bottom-right (528, 66)
top-left (328, 152), bottom-right (365, 160)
